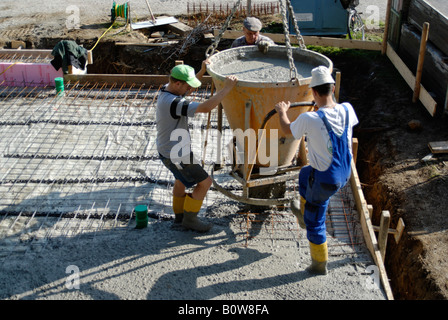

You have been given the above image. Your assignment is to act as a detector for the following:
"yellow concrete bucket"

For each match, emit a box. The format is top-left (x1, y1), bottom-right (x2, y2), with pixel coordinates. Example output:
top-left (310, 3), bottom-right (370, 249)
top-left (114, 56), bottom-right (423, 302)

top-left (207, 45), bottom-right (333, 171)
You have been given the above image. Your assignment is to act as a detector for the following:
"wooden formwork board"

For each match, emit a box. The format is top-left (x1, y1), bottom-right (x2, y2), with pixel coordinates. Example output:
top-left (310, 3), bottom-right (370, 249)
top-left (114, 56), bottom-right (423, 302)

top-left (350, 159), bottom-right (394, 300)
top-left (386, 42), bottom-right (437, 116)
top-left (213, 30), bottom-right (383, 51)
top-left (64, 74), bottom-right (213, 88)
top-left (0, 49), bottom-right (53, 59)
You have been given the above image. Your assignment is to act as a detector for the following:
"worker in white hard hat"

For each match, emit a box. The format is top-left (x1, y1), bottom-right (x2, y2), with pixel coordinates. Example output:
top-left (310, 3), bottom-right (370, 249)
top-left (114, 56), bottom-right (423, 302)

top-left (231, 16), bottom-right (275, 52)
top-left (275, 66), bottom-right (359, 275)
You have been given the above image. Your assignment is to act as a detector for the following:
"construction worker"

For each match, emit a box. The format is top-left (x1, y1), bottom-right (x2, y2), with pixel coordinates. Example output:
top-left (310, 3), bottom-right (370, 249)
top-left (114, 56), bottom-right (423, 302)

top-left (231, 16), bottom-right (275, 51)
top-left (156, 62), bottom-right (238, 232)
top-left (274, 66), bottom-right (359, 275)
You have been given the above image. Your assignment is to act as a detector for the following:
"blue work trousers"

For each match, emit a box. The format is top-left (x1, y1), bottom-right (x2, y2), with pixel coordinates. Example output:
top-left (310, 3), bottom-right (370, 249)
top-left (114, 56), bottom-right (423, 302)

top-left (298, 105), bottom-right (352, 245)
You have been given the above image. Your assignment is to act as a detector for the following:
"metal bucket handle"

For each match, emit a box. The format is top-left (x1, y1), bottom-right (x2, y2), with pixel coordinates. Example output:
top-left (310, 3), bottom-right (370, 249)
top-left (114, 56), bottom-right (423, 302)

top-left (210, 101), bottom-right (315, 206)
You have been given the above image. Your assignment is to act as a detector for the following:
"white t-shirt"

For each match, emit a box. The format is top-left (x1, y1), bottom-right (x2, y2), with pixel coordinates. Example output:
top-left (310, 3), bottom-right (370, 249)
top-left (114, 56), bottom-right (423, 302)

top-left (290, 103), bottom-right (359, 171)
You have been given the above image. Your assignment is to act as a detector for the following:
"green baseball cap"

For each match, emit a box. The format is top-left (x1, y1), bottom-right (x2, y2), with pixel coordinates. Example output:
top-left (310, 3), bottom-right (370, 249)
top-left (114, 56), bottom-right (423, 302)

top-left (170, 64), bottom-right (201, 88)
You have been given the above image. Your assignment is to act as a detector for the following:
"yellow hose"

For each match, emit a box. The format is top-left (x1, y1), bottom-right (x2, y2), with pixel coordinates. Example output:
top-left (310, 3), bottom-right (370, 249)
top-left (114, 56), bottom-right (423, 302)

top-left (0, 62), bottom-right (18, 76)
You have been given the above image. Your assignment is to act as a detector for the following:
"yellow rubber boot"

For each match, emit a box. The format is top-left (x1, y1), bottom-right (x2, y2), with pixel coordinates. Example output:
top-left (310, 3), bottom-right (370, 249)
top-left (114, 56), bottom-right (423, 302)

top-left (290, 196), bottom-right (306, 229)
top-left (307, 241), bottom-right (328, 275)
top-left (182, 195), bottom-right (212, 232)
top-left (173, 195), bottom-right (186, 224)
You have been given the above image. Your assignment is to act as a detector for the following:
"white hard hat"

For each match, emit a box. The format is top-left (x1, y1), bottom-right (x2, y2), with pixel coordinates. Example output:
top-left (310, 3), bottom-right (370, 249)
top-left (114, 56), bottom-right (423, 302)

top-left (309, 66), bottom-right (335, 88)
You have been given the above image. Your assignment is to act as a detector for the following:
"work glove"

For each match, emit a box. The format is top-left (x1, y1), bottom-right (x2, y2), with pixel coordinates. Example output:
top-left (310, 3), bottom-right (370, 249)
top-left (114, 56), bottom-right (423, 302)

top-left (257, 40), bottom-right (270, 54)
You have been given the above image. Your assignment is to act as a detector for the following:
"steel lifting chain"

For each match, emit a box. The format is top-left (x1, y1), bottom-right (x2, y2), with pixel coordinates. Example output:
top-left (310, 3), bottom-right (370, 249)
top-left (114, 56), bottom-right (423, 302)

top-left (205, 0), bottom-right (242, 58)
top-left (279, 0), bottom-right (306, 81)
top-left (286, 0), bottom-right (306, 50)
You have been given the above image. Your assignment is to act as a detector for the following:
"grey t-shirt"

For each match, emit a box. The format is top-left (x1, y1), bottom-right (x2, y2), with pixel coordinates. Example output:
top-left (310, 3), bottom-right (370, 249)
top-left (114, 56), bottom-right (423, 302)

top-left (156, 85), bottom-right (200, 161)
top-left (231, 34), bottom-right (275, 48)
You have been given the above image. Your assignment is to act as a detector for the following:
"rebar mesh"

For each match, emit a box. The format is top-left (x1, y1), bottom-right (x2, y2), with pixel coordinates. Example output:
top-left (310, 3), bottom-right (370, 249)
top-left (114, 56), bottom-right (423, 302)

top-left (0, 82), bottom-right (365, 260)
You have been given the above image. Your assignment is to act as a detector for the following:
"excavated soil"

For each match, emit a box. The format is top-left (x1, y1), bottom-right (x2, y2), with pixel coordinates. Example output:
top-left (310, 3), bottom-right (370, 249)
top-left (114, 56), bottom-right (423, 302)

top-left (1, 7), bottom-right (447, 300)
top-left (330, 51), bottom-right (448, 300)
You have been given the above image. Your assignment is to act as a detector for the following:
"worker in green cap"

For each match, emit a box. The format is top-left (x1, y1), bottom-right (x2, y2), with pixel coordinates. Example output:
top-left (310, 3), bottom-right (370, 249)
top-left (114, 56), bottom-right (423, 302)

top-left (156, 62), bottom-right (238, 232)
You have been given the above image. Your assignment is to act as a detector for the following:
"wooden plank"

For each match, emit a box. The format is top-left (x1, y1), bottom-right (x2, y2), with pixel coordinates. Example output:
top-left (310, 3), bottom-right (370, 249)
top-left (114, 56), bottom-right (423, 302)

top-left (0, 48), bottom-right (92, 65)
top-left (116, 40), bottom-right (179, 47)
top-left (350, 159), bottom-right (394, 300)
top-left (371, 217), bottom-right (405, 244)
top-left (428, 141), bottom-right (448, 153)
top-left (301, 36), bottom-right (382, 51)
top-left (214, 30), bottom-right (382, 51)
top-left (166, 21), bottom-right (194, 37)
top-left (11, 40), bottom-right (26, 49)
top-left (0, 49), bottom-right (52, 58)
top-left (386, 42), bottom-right (437, 116)
top-left (64, 74), bottom-right (213, 88)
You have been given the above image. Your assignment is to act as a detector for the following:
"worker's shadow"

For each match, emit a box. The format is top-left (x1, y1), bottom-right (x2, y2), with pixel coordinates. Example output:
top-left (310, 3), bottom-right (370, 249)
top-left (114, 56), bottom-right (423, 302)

top-left (146, 246), bottom-right (271, 300)
top-left (0, 184), bottom-right (293, 300)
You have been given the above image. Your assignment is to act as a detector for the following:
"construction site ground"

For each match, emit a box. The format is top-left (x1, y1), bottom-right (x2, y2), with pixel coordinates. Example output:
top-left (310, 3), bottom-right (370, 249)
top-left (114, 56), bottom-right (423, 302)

top-left (1, 0), bottom-right (447, 301)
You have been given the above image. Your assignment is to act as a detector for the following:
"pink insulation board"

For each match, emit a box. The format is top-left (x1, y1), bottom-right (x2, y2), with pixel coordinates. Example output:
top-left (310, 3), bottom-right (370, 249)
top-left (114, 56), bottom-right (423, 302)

top-left (0, 62), bottom-right (63, 87)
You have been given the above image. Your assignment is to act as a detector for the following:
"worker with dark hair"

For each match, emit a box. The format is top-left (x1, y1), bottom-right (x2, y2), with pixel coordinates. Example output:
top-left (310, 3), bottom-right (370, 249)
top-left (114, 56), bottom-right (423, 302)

top-left (275, 66), bottom-right (359, 275)
top-left (156, 62), bottom-right (237, 232)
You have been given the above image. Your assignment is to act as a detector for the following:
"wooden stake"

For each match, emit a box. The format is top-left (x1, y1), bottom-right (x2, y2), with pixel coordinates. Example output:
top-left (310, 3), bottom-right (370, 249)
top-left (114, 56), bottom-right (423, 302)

top-left (352, 137), bottom-right (358, 164)
top-left (378, 210), bottom-right (391, 261)
top-left (87, 50), bottom-right (93, 65)
top-left (413, 22), bottom-right (430, 103)
top-left (335, 71), bottom-right (341, 102)
top-left (382, 0), bottom-right (393, 55)
top-left (394, 218), bottom-right (405, 244)
top-left (368, 204), bottom-right (374, 220)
